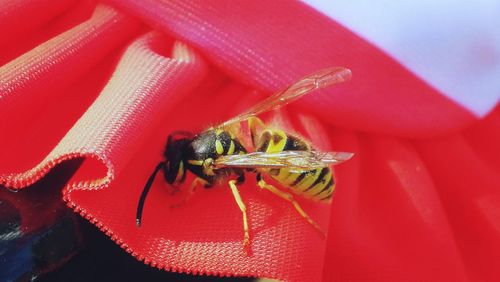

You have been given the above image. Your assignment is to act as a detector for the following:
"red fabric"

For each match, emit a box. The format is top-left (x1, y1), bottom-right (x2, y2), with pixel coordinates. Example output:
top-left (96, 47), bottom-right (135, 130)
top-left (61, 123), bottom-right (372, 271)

top-left (105, 0), bottom-right (477, 138)
top-left (1, 1), bottom-right (499, 281)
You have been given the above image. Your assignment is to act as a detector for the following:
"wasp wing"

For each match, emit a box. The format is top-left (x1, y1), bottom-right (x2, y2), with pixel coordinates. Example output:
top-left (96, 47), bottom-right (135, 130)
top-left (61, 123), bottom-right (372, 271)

top-left (218, 67), bottom-right (352, 128)
top-left (214, 151), bottom-right (354, 170)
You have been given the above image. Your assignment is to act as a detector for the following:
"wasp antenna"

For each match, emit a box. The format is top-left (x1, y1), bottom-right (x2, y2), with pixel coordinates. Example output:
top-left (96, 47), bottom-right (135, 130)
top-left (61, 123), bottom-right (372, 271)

top-left (136, 161), bottom-right (166, 227)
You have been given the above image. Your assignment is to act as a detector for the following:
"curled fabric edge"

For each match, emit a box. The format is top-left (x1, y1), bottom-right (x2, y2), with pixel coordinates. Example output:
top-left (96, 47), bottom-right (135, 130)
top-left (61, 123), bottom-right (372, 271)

top-left (0, 26), bottom-right (330, 281)
top-left (1, 32), bottom-right (206, 190)
top-left (0, 6), bottom-right (330, 279)
top-left (0, 4), bottom-right (142, 116)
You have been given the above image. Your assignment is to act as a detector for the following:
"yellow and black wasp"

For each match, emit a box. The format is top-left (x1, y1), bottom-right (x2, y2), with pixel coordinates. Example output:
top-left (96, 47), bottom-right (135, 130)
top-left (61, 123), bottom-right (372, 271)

top-left (136, 67), bottom-right (353, 248)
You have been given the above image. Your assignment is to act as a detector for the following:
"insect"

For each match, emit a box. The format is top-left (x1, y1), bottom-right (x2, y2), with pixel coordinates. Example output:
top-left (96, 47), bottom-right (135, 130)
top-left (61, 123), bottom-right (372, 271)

top-left (136, 67), bottom-right (353, 249)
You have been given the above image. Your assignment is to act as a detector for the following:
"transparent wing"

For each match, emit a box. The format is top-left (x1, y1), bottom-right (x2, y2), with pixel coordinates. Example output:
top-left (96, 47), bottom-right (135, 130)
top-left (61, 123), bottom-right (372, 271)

top-left (218, 67), bottom-right (352, 128)
top-left (214, 151), bottom-right (354, 170)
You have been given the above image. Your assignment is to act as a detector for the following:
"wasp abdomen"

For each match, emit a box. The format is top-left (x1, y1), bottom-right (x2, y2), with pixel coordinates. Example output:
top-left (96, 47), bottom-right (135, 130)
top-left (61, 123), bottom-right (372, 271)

top-left (256, 129), bottom-right (334, 201)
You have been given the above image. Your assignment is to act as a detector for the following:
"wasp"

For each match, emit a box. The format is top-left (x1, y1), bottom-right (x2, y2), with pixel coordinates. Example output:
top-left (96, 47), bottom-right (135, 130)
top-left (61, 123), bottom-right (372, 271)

top-left (136, 67), bottom-right (353, 249)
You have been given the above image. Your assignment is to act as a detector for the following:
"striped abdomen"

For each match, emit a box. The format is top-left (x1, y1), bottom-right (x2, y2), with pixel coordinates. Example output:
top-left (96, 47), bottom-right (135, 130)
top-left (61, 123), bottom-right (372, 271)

top-left (255, 128), bottom-right (334, 201)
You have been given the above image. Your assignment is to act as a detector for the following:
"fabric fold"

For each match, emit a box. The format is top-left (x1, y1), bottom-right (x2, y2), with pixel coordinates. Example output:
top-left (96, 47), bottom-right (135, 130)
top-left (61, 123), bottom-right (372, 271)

top-left (0, 4), bottom-right (143, 176)
top-left (0, 0), bottom-right (76, 41)
top-left (64, 102), bottom-right (333, 281)
top-left (1, 31), bottom-right (207, 189)
top-left (106, 0), bottom-right (479, 138)
top-left (0, 1), bottom-right (499, 282)
top-left (325, 132), bottom-right (468, 281)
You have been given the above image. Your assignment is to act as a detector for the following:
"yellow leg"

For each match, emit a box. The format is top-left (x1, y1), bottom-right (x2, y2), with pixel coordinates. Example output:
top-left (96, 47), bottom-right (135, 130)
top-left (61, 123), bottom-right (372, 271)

top-left (228, 179), bottom-right (250, 250)
top-left (170, 177), bottom-right (207, 208)
top-left (190, 177), bottom-right (207, 193)
top-left (257, 177), bottom-right (325, 237)
top-left (247, 116), bottom-right (266, 147)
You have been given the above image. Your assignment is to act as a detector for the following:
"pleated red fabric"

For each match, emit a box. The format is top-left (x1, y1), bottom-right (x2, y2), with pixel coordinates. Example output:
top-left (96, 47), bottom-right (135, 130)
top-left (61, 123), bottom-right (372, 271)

top-left (105, 0), bottom-right (478, 138)
top-left (1, 1), bottom-right (498, 281)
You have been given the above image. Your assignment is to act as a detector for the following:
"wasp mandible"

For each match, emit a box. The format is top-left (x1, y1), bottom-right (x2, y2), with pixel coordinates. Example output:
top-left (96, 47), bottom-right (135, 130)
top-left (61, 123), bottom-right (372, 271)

top-left (136, 67), bottom-right (353, 248)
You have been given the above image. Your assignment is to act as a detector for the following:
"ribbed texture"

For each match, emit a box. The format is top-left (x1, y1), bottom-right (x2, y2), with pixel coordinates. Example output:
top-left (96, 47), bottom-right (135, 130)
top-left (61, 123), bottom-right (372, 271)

top-left (0, 4), bottom-right (141, 112)
top-left (1, 30), bottom-right (206, 187)
top-left (107, 0), bottom-right (477, 138)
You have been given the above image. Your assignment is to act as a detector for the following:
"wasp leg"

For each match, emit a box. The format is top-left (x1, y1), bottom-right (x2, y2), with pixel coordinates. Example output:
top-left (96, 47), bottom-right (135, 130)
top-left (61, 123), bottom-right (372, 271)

top-left (190, 177), bottom-right (209, 191)
top-left (247, 116), bottom-right (266, 147)
top-left (256, 173), bottom-right (325, 237)
top-left (228, 179), bottom-right (250, 250)
top-left (170, 177), bottom-right (208, 208)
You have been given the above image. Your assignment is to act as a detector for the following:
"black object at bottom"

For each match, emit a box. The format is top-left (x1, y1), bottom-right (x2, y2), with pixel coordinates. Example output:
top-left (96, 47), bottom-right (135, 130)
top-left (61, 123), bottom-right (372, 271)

top-left (40, 218), bottom-right (255, 282)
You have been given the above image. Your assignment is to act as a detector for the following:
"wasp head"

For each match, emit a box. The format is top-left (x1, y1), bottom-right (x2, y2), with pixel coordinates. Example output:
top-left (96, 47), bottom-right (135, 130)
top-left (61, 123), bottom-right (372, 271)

top-left (136, 131), bottom-right (194, 226)
top-left (163, 131), bottom-right (194, 185)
